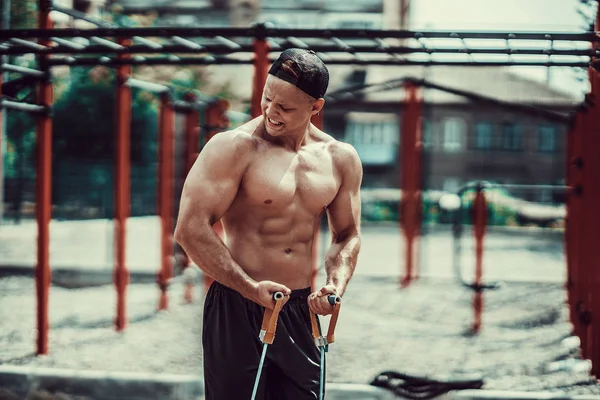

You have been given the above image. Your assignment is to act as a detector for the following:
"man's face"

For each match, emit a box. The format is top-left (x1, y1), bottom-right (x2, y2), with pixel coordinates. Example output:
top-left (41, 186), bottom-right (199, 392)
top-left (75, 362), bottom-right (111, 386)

top-left (261, 75), bottom-right (319, 136)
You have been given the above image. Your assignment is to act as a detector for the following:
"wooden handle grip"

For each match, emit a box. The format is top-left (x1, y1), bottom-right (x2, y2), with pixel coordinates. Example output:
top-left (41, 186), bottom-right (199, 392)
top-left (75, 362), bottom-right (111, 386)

top-left (310, 311), bottom-right (321, 340)
top-left (260, 292), bottom-right (285, 344)
top-left (326, 296), bottom-right (342, 344)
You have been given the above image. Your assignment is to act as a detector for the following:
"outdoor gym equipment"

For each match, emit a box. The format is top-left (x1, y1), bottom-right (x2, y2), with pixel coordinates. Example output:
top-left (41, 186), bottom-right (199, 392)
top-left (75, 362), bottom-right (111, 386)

top-left (251, 291), bottom-right (287, 400)
top-left (310, 295), bottom-right (342, 400)
top-left (1, 0), bottom-right (599, 380)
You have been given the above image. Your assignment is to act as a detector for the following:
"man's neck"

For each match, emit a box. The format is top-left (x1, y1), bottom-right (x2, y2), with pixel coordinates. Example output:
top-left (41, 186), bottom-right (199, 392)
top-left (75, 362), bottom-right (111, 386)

top-left (263, 121), bottom-right (312, 152)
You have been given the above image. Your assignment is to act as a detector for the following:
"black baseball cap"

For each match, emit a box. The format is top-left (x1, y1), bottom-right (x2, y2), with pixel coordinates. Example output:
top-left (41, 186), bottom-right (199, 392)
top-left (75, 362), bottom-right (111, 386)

top-left (268, 48), bottom-right (330, 99)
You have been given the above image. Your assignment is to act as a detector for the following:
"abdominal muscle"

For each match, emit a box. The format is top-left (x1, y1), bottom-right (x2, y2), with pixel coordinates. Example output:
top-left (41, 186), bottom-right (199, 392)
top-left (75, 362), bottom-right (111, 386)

top-left (221, 212), bottom-right (320, 290)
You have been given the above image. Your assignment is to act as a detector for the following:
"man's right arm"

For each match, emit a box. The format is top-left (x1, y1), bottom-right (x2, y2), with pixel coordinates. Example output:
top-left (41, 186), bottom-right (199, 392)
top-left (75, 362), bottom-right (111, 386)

top-left (174, 130), bottom-right (260, 302)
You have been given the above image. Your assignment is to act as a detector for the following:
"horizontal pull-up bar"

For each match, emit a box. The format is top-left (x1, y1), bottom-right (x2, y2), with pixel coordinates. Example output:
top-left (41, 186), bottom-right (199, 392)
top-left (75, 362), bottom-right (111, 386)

top-left (4, 26), bottom-right (598, 42)
top-left (44, 55), bottom-right (592, 68)
top-left (50, 36), bottom-right (87, 50)
top-left (3, 41), bottom-right (598, 58)
top-left (170, 36), bottom-right (204, 50)
top-left (1, 63), bottom-right (46, 77)
top-left (89, 36), bottom-right (124, 50)
top-left (50, 4), bottom-right (165, 50)
top-left (9, 38), bottom-right (48, 51)
top-left (125, 78), bottom-right (171, 94)
top-left (51, 3), bottom-right (114, 28)
top-left (0, 99), bottom-right (47, 113)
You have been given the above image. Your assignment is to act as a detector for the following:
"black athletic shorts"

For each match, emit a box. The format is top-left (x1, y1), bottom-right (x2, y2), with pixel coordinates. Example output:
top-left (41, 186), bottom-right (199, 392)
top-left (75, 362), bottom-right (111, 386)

top-left (202, 281), bottom-right (324, 400)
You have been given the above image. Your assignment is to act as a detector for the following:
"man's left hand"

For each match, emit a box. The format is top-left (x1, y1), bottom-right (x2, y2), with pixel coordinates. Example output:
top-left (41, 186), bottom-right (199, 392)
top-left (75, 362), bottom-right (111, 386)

top-left (308, 284), bottom-right (338, 316)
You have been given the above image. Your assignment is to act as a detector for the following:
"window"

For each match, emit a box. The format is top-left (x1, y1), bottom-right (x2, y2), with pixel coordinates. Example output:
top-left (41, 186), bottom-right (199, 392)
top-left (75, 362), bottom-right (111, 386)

top-left (538, 125), bottom-right (556, 152)
top-left (421, 119), bottom-right (434, 148)
top-left (344, 113), bottom-right (399, 165)
top-left (442, 118), bottom-right (465, 152)
top-left (474, 122), bottom-right (494, 150)
top-left (337, 20), bottom-right (376, 29)
top-left (503, 123), bottom-right (522, 151)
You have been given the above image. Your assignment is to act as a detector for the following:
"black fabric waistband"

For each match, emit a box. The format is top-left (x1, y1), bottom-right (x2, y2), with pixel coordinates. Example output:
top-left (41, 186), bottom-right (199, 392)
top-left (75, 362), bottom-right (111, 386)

top-left (212, 281), bottom-right (312, 303)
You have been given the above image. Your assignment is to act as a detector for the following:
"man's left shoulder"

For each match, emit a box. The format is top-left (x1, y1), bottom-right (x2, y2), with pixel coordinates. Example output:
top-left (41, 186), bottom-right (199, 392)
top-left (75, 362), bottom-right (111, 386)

top-left (324, 137), bottom-right (362, 168)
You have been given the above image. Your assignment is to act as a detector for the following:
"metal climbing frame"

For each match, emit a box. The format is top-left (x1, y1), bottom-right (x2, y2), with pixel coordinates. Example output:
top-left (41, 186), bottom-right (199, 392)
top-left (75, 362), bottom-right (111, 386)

top-left (2, 25), bottom-right (599, 68)
top-left (1, 0), bottom-right (599, 378)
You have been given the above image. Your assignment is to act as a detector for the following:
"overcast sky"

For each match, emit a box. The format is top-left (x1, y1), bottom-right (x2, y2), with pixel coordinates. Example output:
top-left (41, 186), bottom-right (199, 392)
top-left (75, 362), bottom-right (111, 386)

top-left (408, 0), bottom-right (597, 97)
top-left (411, 0), bottom-right (585, 31)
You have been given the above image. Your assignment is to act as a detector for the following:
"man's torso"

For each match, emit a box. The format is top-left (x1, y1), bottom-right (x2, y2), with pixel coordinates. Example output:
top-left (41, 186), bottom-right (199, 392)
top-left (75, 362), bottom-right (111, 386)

top-left (220, 118), bottom-right (342, 289)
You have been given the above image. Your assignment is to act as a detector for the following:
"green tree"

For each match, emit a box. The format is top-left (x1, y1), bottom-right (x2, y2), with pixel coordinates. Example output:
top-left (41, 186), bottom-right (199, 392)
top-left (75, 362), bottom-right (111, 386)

top-left (10, 0), bottom-right (37, 29)
top-left (51, 66), bottom-right (160, 218)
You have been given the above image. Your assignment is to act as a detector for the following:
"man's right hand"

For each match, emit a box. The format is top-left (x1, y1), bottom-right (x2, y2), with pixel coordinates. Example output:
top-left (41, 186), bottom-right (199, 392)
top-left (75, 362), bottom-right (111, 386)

top-left (254, 281), bottom-right (291, 309)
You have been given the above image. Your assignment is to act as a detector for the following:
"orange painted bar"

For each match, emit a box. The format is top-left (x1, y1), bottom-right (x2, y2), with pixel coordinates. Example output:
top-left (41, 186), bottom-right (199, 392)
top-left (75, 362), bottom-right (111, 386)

top-left (35, 0), bottom-right (53, 355)
top-left (310, 112), bottom-right (324, 290)
top-left (565, 111), bottom-right (584, 342)
top-left (578, 103), bottom-right (593, 361)
top-left (251, 39), bottom-right (269, 119)
top-left (472, 187), bottom-right (488, 334)
top-left (400, 82), bottom-right (423, 287)
top-left (113, 39), bottom-right (132, 331)
top-left (589, 6), bottom-right (600, 377)
top-left (158, 93), bottom-right (175, 310)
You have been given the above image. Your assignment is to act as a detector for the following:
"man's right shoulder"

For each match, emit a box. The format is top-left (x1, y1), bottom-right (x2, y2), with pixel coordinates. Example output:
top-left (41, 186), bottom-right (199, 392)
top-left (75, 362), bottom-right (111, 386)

top-left (203, 128), bottom-right (258, 160)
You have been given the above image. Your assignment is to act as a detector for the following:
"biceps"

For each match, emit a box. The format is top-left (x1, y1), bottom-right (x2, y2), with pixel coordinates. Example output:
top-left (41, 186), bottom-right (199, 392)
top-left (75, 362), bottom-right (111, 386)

top-left (179, 160), bottom-right (241, 226)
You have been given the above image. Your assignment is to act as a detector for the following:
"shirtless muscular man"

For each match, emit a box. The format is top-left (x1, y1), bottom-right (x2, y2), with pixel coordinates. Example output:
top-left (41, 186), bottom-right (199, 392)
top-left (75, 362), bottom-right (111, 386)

top-left (175, 48), bottom-right (363, 399)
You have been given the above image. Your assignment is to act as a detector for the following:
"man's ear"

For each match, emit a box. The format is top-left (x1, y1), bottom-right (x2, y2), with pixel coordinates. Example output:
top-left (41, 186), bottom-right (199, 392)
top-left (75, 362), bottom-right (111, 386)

top-left (311, 98), bottom-right (325, 115)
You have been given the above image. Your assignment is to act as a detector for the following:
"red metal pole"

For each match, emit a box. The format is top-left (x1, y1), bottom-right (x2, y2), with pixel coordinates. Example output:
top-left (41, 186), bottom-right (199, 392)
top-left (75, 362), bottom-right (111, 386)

top-left (158, 93), bottom-right (175, 310)
top-left (251, 38), bottom-right (270, 119)
top-left (400, 82), bottom-right (423, 288)
top-left (35, 0), bottom-right (53, 355)
top-left (472, 187), bottom-right (488, 334)
top-left (114, 39), bottom-right (132, 331)
top-left (577, 103), bottom-right (594, 361)
top-left (311, 112), bottom-right (325, 290)
top-left (588, 6), bottom-right (600, 377)
top-left (565, 111), bottom-right (584, 343)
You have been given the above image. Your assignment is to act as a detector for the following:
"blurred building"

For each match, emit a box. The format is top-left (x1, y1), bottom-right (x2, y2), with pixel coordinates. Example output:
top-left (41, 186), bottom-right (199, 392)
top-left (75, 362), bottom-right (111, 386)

top-left (103, 0), bottom-right (405, 29)
top-left (86, 1), bottom-right (577, 204)
top-left (325, 66), bottom-right (578, 203)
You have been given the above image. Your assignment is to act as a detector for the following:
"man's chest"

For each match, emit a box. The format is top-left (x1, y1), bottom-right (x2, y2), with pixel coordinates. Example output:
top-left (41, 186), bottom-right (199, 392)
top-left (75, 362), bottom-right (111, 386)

top-left (241, 148), bottom-right (340, 213)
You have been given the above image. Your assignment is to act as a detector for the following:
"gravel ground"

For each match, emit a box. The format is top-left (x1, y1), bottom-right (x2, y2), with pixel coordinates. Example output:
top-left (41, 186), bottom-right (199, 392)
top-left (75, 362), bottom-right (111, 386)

top-left (1, 272), bottom-right (599, 399)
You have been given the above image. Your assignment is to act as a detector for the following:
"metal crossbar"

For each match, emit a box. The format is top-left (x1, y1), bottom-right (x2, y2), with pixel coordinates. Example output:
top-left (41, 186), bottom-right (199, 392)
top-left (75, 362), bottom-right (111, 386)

top-left (1, 26), bottom-right (597, 69)
top-left (39, 56), bottom-right (591, 68)
top-left (0, 99), bottom-right (46, 113)
top-left (0, 63), bottom-right (45, 77)
top-left (3, 27), bottom-right (598, 41)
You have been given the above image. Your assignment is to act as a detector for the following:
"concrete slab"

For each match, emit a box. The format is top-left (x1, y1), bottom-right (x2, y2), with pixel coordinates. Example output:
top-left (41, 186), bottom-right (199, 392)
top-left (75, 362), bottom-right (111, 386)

top-left (0, 217), bottom-right (568, 284)
top-left (0, 365), bottom-right (204, 400)
top-left (325, 383), bottom-right (400, 399)
top-left (0, 365), bottom-right (402, 400)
